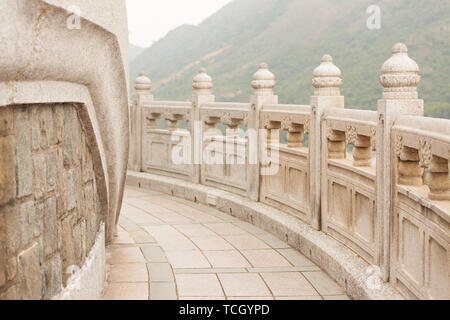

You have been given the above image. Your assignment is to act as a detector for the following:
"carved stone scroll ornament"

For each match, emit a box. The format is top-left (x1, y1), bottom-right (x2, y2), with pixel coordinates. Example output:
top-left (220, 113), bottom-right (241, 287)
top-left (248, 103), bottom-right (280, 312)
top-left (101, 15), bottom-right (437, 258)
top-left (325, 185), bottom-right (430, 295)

top-left (346, 125), bottom-right (357, 145)
top-left (281, 116), bottom-right (293, 131)
top-left (395, 135), bottom-right (404, 157)
top-left (303, 119), bottom-right (310, 135)
top-left (419, 138), bottom-right (432, 168)
top-left (371, 127), bottom-right (377, 151)
top-left (220, 112), bottom-right (233, 126)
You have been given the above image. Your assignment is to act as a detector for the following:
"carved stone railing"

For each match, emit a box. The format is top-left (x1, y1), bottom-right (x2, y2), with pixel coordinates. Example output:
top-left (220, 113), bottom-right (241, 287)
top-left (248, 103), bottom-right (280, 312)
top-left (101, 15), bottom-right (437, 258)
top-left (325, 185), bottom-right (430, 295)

top-left (322, 108), bottom-right (378, 264)
top-left (391, 115), bottom-right (450, 299)
top-left (128, 43), bottom-right (449, 300)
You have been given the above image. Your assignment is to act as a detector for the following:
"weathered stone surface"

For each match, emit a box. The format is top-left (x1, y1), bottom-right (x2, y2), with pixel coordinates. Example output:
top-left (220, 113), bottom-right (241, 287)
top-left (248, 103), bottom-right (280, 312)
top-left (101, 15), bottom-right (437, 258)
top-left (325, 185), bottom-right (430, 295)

top-left (61, 213), bottom-right (76, 286)
top-left (41, 255), bottom-right (62, 300)
top-left (0, 136), bottom-right (16, 205)
top-left (47, 150), bottom-right (57, 193)
top-left (4, 204), bottom-right (21, 256)
top-left (0, 107), bottom-right (13, 136)
top-left (20, 201), bottom-right (37, 248)
top-left (43, 196), bottom-right (58, 258)
top-left (18, 243), bottom-right (42, 300)
top-left (14, 107), bottom-right (32, 198)
top-left (6, 257), bottom-right (17, 282)
top-left (63, 107), bottom-right (82, 167)
top-left (39, 106), bottom-right (54, 149)
top-left (33, 154), bottom-right (47, 200)
top-left (0, 212), bottom-right (6, 287)
top-left (30, 106), bottom-right (41, 151)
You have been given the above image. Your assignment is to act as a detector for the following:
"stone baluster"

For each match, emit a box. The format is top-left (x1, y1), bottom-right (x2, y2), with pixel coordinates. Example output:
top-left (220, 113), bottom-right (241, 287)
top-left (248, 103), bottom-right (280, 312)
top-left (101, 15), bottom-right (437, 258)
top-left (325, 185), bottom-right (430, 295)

top-left (287, 124), bottom-right (303, 148)
top-left (249, 63), bottom-right (278, 201)
top-left (376, 43), bottom-right (423, 280)
top-left (327, 128), bottom-right (346, 159)
top-left (192, 68), bottom-right (215, 183)
top-left (398, 146), bottom-right (424, 185)
top-left (353, 134), bottom-right (372, 167)
top-left (428, 156), bottom-right (450, 201)
top-left (312, 55), bottom-right (344, 230)
top-left (129, 72), bottom-right (153, 172)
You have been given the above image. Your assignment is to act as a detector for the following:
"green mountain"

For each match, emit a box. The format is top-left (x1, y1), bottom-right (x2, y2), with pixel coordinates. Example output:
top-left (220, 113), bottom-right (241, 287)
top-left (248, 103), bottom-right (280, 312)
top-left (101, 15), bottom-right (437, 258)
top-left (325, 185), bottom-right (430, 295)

top-left (130, 0), bottom-right (450, 118)
top-left (129, 43), bottom-right (146, 61)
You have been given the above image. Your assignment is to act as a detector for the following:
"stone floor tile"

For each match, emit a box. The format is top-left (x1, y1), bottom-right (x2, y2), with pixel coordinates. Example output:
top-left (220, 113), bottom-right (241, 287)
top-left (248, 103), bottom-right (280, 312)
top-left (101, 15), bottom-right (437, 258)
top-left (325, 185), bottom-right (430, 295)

top-left (130, 230), bottom-right (156, 244)
top-left (122, 204), bottom-right (164, 225)
top-left (260, 272), bottom-right (319, 297)
top-left (189, 235), bottom-right (235, 251)
top-left (107, 247), bottom-right (145, 264)
top-left (277, 248), bottom-right (316, 267)
top-left (232, 221), bottom-right (267, 235)
top-left (112, 231), bottom-right (135, 245)
top-left (150, 282), bottom-right (177, 300)
top-left (173, 268), bottom-right (248, 274)
top-left (140, 245), bottom-right (167, 262)
top-left (174, 224), bottom-right (217, 236)
top-left (302, 271), bottom-right (346, 296)
top-left (175, 274), bottom-right (224, 297)
top-left (218, 273), bottom-right (271, 297)
top-left (149, 212), bottom-right (193, 224)
top-left (180, 297), bottom-right (226, 300)
top-left (241, 249), bottom-right (291, 267)
top-left (203, 223), bottom-right (250, 236)
top-left (148, 263), bottom-right (174, 282)
top-left (108, 263), bottom-right (148, 283)
top-left (322, 295), bottom-right (350, 300)
top-left (256, 234), bottom-right (291, 249)
top-left (102, 283), bottom-right (148, 300)
top-left (203, 250), bottom-right (251, 268)
top-left (223, 234), bottom-right (270, 250)
top-left (118, 216), bottom-right (141, 231)
top-left (227, 296), bottom-right (274, 300)
top-left (275, 296), bottom-right (323, 300)
top-left (247, 266), bottom-right (321, 273)
top-left (166, 250), bottom-right (211, 269)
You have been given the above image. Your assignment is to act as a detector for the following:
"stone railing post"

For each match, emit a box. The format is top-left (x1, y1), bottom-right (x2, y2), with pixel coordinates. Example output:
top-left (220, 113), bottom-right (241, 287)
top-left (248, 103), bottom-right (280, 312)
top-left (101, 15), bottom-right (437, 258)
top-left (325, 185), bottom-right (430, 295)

top-left (311, 55), bottom-right (344, 230)
top-left (250, 63), bottom-right (278, 201)
top-left (192, 68), bottom-right (214, 183)
top-left (129, 72), bottom-right (153, 172)
top-left (377, 43), bottom-right (423, 281)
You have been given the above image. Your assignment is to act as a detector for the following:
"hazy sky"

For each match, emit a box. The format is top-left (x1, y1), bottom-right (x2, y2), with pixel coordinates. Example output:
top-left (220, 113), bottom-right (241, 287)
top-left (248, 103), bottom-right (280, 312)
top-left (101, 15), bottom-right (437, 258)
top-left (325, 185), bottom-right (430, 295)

top-left (126, 0), bottom-right (232, 48)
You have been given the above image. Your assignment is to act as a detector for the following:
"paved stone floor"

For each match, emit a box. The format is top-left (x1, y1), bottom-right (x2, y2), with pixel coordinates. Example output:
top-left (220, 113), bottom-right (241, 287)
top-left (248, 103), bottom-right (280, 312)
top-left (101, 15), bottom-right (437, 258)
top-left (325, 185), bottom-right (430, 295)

top-left (102, 186), bottom-right (349, 300)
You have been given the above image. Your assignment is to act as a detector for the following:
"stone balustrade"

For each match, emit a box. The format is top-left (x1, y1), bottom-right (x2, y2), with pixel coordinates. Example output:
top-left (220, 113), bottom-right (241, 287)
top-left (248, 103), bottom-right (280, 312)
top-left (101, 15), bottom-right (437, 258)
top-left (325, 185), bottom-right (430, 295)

top-left (128, 43), bottom-right (450, 300)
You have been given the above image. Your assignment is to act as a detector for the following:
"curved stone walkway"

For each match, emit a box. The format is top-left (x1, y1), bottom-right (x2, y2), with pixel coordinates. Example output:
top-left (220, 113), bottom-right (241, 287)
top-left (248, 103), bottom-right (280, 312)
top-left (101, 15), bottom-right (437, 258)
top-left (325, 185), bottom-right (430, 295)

top-left (102, 186), bottom-right (349, 300)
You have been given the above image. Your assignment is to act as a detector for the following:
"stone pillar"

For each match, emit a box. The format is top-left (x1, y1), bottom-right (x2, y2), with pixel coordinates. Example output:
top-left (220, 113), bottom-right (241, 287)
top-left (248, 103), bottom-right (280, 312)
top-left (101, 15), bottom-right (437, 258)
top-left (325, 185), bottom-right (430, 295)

top-left (192, 68), bottom-right (215, 183)
top-left (129, 72), bottom-right (153, 172)
top-left (312, 55), bottom-right (344, 230)
top-left (376, 43), bottom-right (423, 281)
top-left (249, 63), bottom-right (278, 201)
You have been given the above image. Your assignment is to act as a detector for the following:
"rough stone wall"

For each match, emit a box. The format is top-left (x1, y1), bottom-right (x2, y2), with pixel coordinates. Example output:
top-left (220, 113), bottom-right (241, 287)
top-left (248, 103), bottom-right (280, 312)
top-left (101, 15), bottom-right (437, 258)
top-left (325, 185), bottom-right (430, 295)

top-left (0, 103), bottom-right (103, 300)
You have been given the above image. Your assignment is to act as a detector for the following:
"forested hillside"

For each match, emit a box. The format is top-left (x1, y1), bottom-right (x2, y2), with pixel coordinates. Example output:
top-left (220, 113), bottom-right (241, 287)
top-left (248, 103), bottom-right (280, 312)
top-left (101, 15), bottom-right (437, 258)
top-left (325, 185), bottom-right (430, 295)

top-left (130, 0), bottom-right (450, 118)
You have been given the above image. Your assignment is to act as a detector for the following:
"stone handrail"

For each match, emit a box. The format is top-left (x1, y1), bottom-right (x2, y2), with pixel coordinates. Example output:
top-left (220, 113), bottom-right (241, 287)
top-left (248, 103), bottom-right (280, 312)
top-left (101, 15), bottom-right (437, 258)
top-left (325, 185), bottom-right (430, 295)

top-left (128, 44), bottom-right (449, 299)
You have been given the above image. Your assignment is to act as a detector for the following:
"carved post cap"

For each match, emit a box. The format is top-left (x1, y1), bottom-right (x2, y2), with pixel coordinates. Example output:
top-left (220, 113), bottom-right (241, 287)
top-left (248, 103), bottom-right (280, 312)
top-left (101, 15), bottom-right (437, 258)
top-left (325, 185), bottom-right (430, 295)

top-left (312, 55), bottom-right (342, 96)
top-left (134, 72), bottom-right (152, 92)
top-left (252, 63), bottom-right (276, 96)
top-left (380, 43), bottom-right (421, 99)
top-left (192, 67), bottom-right (213, 95)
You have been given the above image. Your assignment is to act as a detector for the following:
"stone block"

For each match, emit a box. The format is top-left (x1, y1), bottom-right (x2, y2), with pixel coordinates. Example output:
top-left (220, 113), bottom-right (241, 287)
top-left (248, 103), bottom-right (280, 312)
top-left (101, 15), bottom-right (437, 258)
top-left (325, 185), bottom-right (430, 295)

top-left (0, 107), bottom-right (13, 136)
top-left (6, 257), bottom-right (17, 282)
top-left (63, 107), bottom-right (82, 167)
top-left (0, 136), bottom-right (16, 205)
top-left (18, 242), bottom-right (42, 300)
top-left (3, 204), bottom-right (21, 255)
top-left (43, 196), bottom-right (58, 258)
top-left (41, 254), bottom-right (62, 299)
top-left (33, 154), bottom-right (47, 200)
top-left (61, 213), bottom-right (76, 286)
top-left (82, 137), bottom-right (94, 183)
top-left (14, 107), bottom-right (32, 198)
top-left (46, 150), bottom-right (57, 193)
top-left (20, 201), bottom-right (39, 248)
top-left (30, 106), bottom-right (41, 151)
top-left (0, 212), bottom-right (6, 287)
top-left (64, 169), bottom-right (76, 212)
top-left (0, 285), bottom-right (17, 300)
top-left (39, 105), bottom-right (54, 149)
top-left (53, 105), bottom-right (64, 144)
